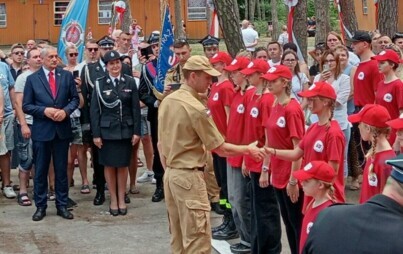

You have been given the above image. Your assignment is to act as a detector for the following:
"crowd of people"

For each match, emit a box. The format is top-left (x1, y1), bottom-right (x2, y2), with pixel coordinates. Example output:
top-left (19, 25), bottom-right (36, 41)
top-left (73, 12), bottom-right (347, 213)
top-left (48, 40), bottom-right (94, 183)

top-left (0, 18), bottom-right (403, 253)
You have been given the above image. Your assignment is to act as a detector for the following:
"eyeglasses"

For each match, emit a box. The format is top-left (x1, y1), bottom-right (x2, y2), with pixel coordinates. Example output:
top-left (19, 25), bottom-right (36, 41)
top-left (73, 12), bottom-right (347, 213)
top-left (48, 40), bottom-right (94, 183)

top-left (13, 51), bottom-right (24, 56)
top-left (87, 48), bottom-right (98, 52)
top-left (69, 53), bottom-right (78, 57)
top-left (324, 59), bottom-right (335, 63)
top-left (283, 59), bottom-right (296, 63)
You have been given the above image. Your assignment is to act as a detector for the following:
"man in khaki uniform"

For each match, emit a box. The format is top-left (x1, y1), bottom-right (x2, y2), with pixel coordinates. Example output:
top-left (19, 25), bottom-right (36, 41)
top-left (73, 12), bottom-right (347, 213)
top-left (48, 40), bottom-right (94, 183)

top-left (164, 40), bottom-right (222, 214)
top-left (158, 56), bottom-right (263, 253)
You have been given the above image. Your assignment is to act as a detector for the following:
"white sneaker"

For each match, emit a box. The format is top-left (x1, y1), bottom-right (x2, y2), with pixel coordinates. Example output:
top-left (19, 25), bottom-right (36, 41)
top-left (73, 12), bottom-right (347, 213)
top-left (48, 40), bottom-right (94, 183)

top-left (3, 186), bottom-right (17, 199)
top-left (151, 178), bottom-right (156, 184)
top-left (137, 171), bottom-right (155, 183)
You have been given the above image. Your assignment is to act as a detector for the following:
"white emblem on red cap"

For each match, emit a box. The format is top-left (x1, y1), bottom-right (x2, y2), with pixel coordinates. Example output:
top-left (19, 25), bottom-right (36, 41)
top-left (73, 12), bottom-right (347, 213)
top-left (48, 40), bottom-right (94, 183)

top-left (304, 163), bottom-right (313, 171)
top-left (358, 72), bottom-right (365, 80)
top-left (250, 107), bottom-right (259, 118)
top-left (379, 50), bottom-right (386, 56)
top-left (247, 62), bottom-right (254, 68)
top-left (276, 116), bottom-right (286, 128)
top-left (383, 93), bottom-right (393, 103)
top-left (212, 53), bottom-right (218, 59)
top-left (309, 84), bottom-right (316, 90)
top-left (231, 59), bottom-right (237, 65)
top-left (313, 140), bottom-right (324, 153)
top-left (268, 67), bottom-right (277, 73)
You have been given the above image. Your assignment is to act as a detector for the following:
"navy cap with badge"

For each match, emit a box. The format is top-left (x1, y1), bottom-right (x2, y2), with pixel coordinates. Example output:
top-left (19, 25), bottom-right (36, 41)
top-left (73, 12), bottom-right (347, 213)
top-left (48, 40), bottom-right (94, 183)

top-left (147, 31), bottom-right (160, 45)
top-left (347, 30), bottom-right (372, 44)
top-left (392, 32), bottom-right (403, 43)
top-left (97, 35), bottom-right (115, 49)
top-left (386, 154), bottom-right (403, 184)
top-left (199, 35), bottom-right (220, 47)
top-left (103, 50), bottom-right (121, 65)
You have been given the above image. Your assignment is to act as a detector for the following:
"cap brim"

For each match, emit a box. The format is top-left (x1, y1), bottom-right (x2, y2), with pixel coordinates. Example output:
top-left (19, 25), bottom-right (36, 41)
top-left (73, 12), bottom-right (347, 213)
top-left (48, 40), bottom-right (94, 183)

top-left (347, 113), bottom-right (363, 124)
top-left (386, 119), bottom-right (403, 129)
top-left (240, 68), bottom-right (257, 75)
top-left (261, 73), bottom-right (280, 81)
top-left (292, 170), bottom-right (313, 182)
top-left (203, 68), bottom-right (221, 77)
top-left (224, 65), bottom-right (240, 72)
top-left (297, 90), bottom-right (317, 98)
top-left (371, 55), bottom-right (388, 61)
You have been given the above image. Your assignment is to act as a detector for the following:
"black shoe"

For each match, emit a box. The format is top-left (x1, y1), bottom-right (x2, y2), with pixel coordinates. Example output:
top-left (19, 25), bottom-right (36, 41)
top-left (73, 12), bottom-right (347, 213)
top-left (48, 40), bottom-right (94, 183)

top-left (124, 193), bottom-right (130, 204)
top-left (212, 215), bottom-right (238, 240)
top-left (56, 207), bottom-right (74, 220)
top-left (32, 207), bottom-right (46, 221)
top-left (67, 197), bottom-right (77, 210)
top-left (211, 202), bottom-right (225, 215)
top-left (118, 208), bottom-right (127, 216)
top-left (230, 243), bottom-right (251, 254)
top-left (212, 213), bottom-right (230, 233)
top-left (151, 188), bottom-right (164, 202)
top-left (109, 207), bottom-right (119, 216)
top-left (93, 192), bottom-right (105, 206)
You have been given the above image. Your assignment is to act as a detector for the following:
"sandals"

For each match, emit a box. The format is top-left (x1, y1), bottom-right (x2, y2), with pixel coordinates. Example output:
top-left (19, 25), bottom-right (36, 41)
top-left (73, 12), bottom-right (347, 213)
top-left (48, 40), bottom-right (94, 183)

top-left (349, 178), bottom-right (360, 191)
top-left (129, 186), bottom-right (140, 194)
top-left (18, 193), bottom-right (32, 206)
top-left (137, 158), bottom-right (144, 167)
top-left (80, 185), bottom-right (91, 194)
top-left (48, 191), bottom-right (56, 201)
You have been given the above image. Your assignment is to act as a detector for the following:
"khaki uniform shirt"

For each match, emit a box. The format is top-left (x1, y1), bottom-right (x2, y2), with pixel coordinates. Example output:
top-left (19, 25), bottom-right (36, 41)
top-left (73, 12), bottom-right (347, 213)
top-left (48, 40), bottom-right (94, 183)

top-left (158, 84), bottom-right (225, 168)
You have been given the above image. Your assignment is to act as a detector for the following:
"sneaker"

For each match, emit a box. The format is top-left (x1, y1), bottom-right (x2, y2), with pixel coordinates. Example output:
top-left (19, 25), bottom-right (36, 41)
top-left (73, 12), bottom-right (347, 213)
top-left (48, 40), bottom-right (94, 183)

top-left (137, 171), bottom-right (155, 183)
top-left (151, 178), bottom-right (156, 184)
top-left (230, 243), bottom-right (251, 254)
top-left (3, 186), bottom-right (17, 199)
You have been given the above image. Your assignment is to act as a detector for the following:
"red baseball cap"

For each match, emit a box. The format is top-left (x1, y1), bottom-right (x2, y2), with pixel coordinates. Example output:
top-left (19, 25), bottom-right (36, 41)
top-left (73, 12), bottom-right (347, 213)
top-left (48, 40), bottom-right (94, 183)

top-left (293, 161), bottom-right (336, 183)
top-left (298, 81), bottom-right (337, 100)
top-left (261, 65), bottom-right (293, 81)
top-left (240, 59), bottom-right (269, 75)
top-left (371, 49), bottom-right (402, 65)
top-left (386, 113), bottom-right (403, 130)
top-left (210, 51), bottom-right (232, 66)
top-left (224, 57), bottom-right (251, 72)
top-left (348, 104), bottom-right (391, 128)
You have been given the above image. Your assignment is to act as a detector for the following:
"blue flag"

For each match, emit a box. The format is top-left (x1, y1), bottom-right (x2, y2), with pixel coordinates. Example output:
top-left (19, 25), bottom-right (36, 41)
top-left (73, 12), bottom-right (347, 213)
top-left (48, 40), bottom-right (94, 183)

top-left (155, 6), bottom-right (176, 93)
top-left (57, 0), bottom-right (90, 64)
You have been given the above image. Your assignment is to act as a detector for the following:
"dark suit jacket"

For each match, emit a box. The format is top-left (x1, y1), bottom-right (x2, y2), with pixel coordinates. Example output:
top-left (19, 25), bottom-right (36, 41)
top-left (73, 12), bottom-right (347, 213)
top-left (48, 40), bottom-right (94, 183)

top-left (90, 74), bottom-right (141, 140)
top-left (138, 60), bottom-right (158, 121)
top-left (22, 67), bottom-right (79, 141)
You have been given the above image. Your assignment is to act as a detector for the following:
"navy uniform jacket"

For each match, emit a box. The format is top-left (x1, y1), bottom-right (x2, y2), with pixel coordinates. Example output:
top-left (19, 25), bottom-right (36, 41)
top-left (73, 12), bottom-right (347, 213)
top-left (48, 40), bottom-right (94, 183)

top-left (90, 74), bottom-right (141, 140)
top-left (138, 59), bottom-right (158, 121)
top-left (22, 67), bottom-right (79, 141)
top-left (303, 195), bottom-right (403, 254)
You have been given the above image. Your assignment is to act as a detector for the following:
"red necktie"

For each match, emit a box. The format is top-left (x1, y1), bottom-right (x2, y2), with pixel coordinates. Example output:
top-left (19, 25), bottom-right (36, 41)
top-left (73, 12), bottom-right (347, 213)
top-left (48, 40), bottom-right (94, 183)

top-left (49, 71), bottom-right (56, 98)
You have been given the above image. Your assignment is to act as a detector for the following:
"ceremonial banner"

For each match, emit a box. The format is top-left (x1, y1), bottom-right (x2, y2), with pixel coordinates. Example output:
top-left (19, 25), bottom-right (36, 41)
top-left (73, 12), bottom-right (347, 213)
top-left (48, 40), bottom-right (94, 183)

top-left (57, 0), bottom-right (90, 63)
top-left (284, 0), bottom-right (304, 62)
top-left (155, 5), bottom-right (176, 96)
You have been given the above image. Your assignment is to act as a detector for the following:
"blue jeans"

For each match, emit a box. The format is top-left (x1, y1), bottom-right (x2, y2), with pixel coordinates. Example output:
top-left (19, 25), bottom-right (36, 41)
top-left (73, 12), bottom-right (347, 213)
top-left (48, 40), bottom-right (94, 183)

top-left (16, 124), bottom-right (33, 172)
top-left (342, 127), bottom-right (351, 178)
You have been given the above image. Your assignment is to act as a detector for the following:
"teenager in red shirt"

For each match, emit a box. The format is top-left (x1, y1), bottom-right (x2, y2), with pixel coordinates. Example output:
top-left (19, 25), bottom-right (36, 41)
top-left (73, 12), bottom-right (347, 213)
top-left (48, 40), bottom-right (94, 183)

top-left (371, 49), bottom-right (403, 145)
top-left (260, 65), bottom-right (305, 254)
top-left (265, 82), bottom-right (345, 212)
top-left (240, 60), bottom-right (281, 253)
top-left (386, 113), bottom-right (403, 154)
top-left (348, 104), bottom-right (395, 203)
top-left (292, 161), bottom-right (336, 254)
top-left (208, 51), bottom-right (237, 240)
top-left (222, 56), bottom-right (254, 252)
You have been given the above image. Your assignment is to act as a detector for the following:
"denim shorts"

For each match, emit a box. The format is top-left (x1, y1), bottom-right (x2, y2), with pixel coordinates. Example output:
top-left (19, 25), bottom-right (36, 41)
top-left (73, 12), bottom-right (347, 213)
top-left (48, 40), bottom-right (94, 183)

top-left (16, 124), bottom-right (33, 172)
top-left (0, 115), bottom-right (15, 155)
top-left (70, 117), bottom-right (83, 145)
top-left (140, 114), bottom-right (150, 137)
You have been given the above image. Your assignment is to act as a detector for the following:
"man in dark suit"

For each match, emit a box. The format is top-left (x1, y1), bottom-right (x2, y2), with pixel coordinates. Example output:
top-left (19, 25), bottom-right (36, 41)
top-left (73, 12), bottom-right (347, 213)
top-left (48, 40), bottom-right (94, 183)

top-left (80, 36), bottom-right (132, 206)
top-left (23, 46), bottom-right (79, 221)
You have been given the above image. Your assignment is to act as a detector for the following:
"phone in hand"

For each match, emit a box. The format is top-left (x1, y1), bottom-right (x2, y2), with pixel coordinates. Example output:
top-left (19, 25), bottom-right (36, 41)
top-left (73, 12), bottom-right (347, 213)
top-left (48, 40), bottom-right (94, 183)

top-left (170, 83), bottom-right (181, 91)
top-left (140, 46), bottom-right (153, 60)
top-left (322, 63), bottom-right (330, 72)
top-left (73, 70), bottom-right (79, 79)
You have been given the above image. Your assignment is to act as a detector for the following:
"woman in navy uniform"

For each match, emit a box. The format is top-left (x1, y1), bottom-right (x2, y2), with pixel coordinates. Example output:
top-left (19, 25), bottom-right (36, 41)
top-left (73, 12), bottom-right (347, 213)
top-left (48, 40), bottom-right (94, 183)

top-left (90, 50), bottom-right (141, 216)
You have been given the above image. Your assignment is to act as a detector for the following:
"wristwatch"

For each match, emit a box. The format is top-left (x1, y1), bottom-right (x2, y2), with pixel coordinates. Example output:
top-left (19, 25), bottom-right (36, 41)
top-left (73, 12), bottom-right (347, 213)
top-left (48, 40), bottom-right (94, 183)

top-left (262, 165), bottom-right (269, 172)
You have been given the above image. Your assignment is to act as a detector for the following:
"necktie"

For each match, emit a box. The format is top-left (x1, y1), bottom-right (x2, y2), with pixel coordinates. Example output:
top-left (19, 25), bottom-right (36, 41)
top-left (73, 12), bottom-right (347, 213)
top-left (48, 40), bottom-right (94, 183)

top-left (114, 78), bottom-right (119, 87)
top-left (49, 71), bottom-right (56, 98)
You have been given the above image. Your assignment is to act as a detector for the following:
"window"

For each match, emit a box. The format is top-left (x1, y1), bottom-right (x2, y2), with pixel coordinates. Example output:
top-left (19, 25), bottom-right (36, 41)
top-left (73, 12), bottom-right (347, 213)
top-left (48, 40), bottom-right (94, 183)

top-left (187, 0), bottom-right (207, 21)
top-left (98, 0), bottom-right (113, 25)
top-left (54, 1), bottom-right (69, 26)
top-left (362, 0), bottom-right (368, 15)
top-left (0, 4), bottom-right (6, 28)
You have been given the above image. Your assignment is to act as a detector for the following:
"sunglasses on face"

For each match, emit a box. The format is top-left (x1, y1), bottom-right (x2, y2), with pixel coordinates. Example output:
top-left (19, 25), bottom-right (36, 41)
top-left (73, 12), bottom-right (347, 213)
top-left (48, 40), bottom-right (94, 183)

top-left (87, 47), bottom-right (99, 52)
top-left (13, 51), bottom-right (24, 56)
top-left (69, 53), bottom-right (78, 57)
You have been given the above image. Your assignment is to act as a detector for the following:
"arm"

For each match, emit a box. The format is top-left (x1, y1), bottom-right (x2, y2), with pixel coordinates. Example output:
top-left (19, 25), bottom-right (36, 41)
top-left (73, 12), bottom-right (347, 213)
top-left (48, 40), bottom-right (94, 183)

top-left (131, 78), bottom-right (141, 145)
top-left (348, 67), bottom-right (357, 100)
top-left (90, 84), bottom-right (101, 139)
top-left (328, 160), bottom-right (340, 174)
top-left (14, 92), bottom-right (30, 138)
top-left (212, 142), bottom-right (263, 160)
top-left (138, 66), bottom-right (158, 108)
top-left (62, 74), bottom-right (80, 115)
top-left (335, 75), bottom-right (350, 107)
top-left (287, 138), bottom-right (302, 203)
top-left (260, 134), bottom-right (272, 188)
top-left (22, 76), bottom-right (47, 118)
top-left (264, 146), bottom-right (304, 161)
top-left (0, 86), bottom-right (4, 123)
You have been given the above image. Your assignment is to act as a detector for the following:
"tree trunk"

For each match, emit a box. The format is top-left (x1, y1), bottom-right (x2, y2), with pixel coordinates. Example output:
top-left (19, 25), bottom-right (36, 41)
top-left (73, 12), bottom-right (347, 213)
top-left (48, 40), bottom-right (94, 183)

top-left (256, 0), bottom-right (261, 20)
top-left (378, 0), bottom-right (398, 38)
top-left (271, 0), bottom-right (279, 41)
top-left (339, 0), bottom-right (358, 37)
top-left (174, 0), bottom-right (184, 38)
top-left (293, 0), bottom-right (307, 62)
top-left (249, 0), bottom-right (255, 22)
top-left (261, 0), bottom-right (266, 21)
top-left (213, 0), bottom-right (244, 57)
top-left (121, 0), bottom-right (132, 33)
top-left (314, 0), bottom-right (330, 45)
top-left (245, 0), bottom-right (249, 20)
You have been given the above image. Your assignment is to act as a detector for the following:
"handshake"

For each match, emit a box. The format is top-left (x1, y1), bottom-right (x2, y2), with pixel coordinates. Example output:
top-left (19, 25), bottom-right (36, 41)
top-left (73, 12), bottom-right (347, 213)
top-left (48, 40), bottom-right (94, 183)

top-left (246, 142), bottom-right (276, 161)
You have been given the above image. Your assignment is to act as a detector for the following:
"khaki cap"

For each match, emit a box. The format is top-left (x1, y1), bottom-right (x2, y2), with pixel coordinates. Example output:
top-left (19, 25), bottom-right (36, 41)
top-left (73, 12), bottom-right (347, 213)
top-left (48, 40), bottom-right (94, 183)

top-left (183, 56), bottom-right (221, 76)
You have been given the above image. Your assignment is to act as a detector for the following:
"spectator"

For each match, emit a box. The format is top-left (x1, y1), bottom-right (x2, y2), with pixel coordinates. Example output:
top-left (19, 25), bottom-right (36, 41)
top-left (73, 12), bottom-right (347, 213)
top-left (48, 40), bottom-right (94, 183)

top-left (241, 20), bottom-right (259, 52)
top-left (278, 25), bottom-right (289, 47)
top-left (268, 41), bottom-right (282, 67)
top-left (254, 47), bottom-right (268, 61)
top-left (326, 31), bottom-right (360, 66)
top-left (392, 32), bottom-right (403, 50)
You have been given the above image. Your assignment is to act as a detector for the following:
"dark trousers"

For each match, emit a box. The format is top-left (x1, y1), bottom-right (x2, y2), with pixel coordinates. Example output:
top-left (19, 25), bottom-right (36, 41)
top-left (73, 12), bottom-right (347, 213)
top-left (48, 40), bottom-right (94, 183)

top-left (91, 142), bottom-right (105, 193)
top-left (274, 188), bottom-right (303, 254)
top-left (250, 172), bottom-right (282, 254)
top-left (33, 135), bottom-right (70, 208)
top-left (212, 153), bottom-right (228, 208)
top-left (149, 110), bottom-right (164, 189)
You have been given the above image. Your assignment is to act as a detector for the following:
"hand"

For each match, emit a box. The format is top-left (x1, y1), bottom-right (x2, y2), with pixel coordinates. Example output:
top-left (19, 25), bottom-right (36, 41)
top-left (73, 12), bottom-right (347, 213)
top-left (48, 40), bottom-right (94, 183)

top-left (93, 137), bottom-right (103, 149)
top-left (0, 49), bottom-right (6, 59)
top-left (241, 162), bottom-right (250, 177)
top-left (264, 146), bottom-right (275, 155)
top-left (128, 49), bottom-right (135, 58)
top-left (163, 85), bottom-right (173, 96)
top-left (53, 110), bottom-right (67, 122)
top-left (319, 71), bottom-right (331, 81)
top-left (286, 182), bottom-right (300, 203)
top-left (247, 142), bottom-right (265, 161)
top-left (138, 55), bottom-right (147, 64)
top-left (21, 124), bottom-right (31, 139)
top-left (259, 171), bottom-right (270, 188)
top-left (44, 107), bottom-right (58, 119)
top-left (132, 70), bottom-right (141, 78)
top-left (74, 77), bottom-right (82, 86)
top-left (131, 135), bottom-right (140, 146)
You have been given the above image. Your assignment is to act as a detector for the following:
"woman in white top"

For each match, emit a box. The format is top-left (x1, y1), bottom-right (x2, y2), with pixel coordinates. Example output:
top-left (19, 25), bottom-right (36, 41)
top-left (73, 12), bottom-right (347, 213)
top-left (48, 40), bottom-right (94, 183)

top-left (314, 50), bottom-right (351, 179)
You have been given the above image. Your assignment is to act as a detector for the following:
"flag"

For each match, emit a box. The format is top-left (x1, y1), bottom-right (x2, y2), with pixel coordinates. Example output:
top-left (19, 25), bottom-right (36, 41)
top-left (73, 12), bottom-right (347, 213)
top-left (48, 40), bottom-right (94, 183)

top-left (154, 5), bottom-right (176, 94)
top-left (57, 0), bottom-right (90, 64)
top-left (210, 10), bottom-right (219, 37)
